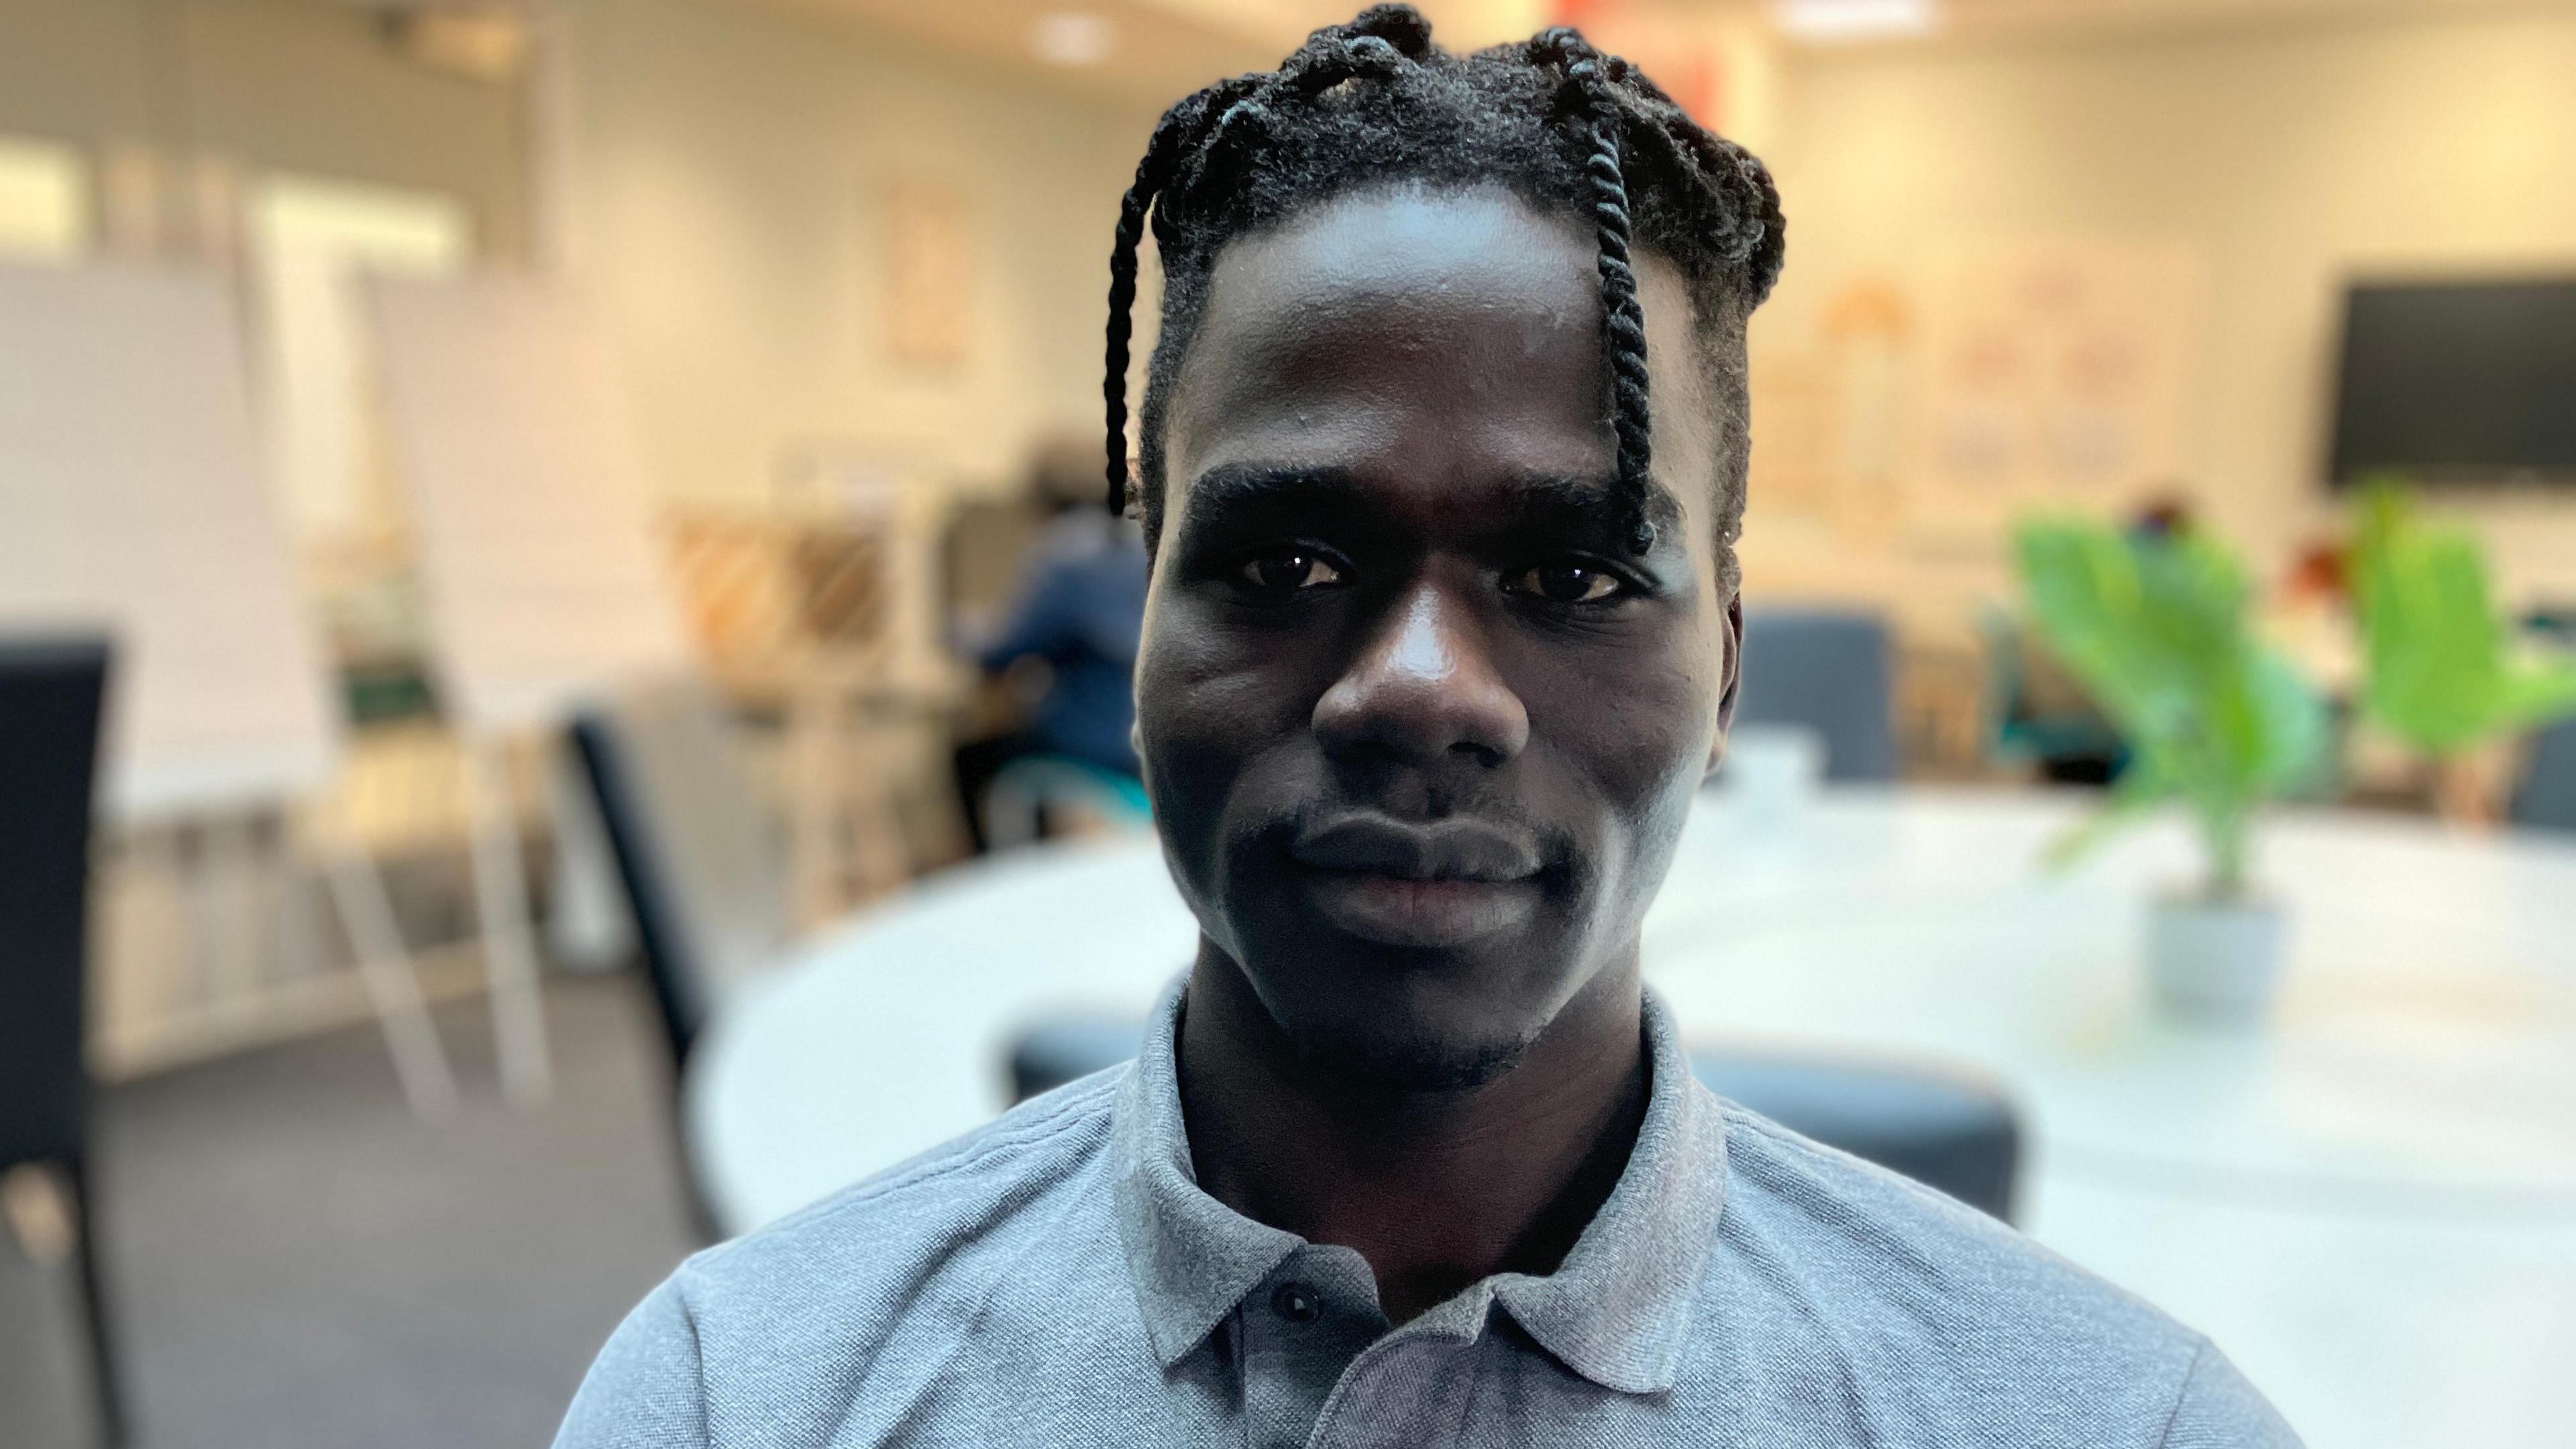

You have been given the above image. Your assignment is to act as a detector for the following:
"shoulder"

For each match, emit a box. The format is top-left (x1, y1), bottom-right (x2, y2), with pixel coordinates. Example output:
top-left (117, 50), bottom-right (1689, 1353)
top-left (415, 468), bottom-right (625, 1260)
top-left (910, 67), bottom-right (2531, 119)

top-left (1698, 1105), bottom-right (2295, 1443)
top-left (676, 1064), bottom-right (1128, 1325)
top-left (557, 1069), bottom-right (1133, 1448)
top-left (1713, 1104), bottom-right (2170, 1332)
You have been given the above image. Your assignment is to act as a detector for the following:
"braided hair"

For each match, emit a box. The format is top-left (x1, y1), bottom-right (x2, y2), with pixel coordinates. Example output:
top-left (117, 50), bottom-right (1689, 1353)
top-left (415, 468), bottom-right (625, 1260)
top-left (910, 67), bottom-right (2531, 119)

top-left (1104, 4), bottom-right (1782, 576)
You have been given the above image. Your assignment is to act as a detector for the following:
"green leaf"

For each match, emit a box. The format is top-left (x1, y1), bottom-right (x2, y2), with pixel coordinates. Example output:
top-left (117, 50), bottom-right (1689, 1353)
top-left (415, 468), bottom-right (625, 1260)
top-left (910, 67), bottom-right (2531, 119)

top-left (2502, 663), bottom-right (2576, 730)
top-left (2013, 515), bottom-right (2326, 890)
top-left (2349, 479), bottom-right (2576, 751)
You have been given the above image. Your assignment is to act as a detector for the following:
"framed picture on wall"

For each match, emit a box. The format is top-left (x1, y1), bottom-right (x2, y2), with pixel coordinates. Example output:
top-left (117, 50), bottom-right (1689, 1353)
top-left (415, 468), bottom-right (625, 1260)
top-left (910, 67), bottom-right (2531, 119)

top-left (881, 176), bottom-right (974, 372)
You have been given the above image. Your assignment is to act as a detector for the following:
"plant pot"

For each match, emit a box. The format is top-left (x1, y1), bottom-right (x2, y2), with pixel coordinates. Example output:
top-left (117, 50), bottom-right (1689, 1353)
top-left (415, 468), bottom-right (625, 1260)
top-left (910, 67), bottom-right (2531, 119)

top-left (2145, 892), bottom-right (2288, 1024)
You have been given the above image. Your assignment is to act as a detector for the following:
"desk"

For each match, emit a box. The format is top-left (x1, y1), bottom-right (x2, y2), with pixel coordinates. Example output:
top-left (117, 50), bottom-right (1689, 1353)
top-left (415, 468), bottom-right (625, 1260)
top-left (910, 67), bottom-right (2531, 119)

top-left (690, 788), bottom-right (2576, 1448)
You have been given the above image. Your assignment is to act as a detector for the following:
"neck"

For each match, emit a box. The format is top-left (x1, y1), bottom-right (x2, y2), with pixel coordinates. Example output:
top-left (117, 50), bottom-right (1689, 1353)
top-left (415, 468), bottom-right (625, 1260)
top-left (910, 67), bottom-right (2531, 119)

top-left (1175, 944), bottom-right (1650, 1324)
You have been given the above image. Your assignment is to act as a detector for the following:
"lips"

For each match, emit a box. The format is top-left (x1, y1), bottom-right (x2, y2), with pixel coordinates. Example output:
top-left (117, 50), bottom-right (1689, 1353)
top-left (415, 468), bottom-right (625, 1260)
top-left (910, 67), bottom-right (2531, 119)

top-left (1289, 814), bottom-right (1544, 882)
top-left (1286, 814), bottom-right (1544, 947)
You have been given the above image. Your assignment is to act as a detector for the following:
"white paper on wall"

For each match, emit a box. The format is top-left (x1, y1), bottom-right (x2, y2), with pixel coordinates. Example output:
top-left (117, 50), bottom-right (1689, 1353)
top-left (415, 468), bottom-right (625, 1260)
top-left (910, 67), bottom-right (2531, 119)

top-left (0, 262), bottom-right (339, 819)
top-left (364, 274), bottom-right (690, 735)
top-left (1904, 239), bottom-right (2203, 541)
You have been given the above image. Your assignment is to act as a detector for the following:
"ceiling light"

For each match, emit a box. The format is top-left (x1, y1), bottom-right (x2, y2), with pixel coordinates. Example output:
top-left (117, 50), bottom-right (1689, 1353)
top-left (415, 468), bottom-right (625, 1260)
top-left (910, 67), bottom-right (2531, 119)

top-left (1773, 0), bottom-right (1941, 44)
top-left (1030, 12), bottom-right (1116, 68)
top-left (382, 5), bottom-right (530, 83)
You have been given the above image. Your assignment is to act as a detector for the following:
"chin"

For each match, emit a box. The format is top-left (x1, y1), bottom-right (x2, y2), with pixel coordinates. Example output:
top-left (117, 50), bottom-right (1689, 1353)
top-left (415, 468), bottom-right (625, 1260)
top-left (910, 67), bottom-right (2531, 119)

top-left (1244, 940), bottom-right (1558, 1092)
top-left (1281, 1009), bottom-right (1536, 1092)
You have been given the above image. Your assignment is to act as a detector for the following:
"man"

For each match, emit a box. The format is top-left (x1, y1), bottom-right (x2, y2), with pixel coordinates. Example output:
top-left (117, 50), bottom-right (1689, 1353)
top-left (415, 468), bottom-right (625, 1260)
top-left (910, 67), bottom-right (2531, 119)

top-left (951, 439), bottom-right (1150, 851)
top-left (559, 9), bottom-right (2298, 1445)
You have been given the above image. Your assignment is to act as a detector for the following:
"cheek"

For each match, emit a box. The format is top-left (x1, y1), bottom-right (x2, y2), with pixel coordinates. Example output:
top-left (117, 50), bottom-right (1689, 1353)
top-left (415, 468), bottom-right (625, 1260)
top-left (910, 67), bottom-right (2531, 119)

top-left (1525, 627), bottom-right (1721, 811)
top-left (1135, 601), bottom-right (1316, 826)
top-left (1523, 627), bottom-right (1721, 932)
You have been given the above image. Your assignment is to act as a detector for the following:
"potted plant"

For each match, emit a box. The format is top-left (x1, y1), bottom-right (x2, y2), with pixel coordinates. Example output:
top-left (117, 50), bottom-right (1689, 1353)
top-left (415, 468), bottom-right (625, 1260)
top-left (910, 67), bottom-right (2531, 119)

top-left (2348, 482), bottom-right (2576, 821)
top-left (2013, 517), bottom-right (2329, 1022)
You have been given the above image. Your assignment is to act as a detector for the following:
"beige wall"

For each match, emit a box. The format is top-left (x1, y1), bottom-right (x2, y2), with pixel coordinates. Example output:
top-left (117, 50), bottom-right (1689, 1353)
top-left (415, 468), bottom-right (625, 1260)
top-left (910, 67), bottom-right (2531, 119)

top-left (12, 1), bottom-right (2567, 598)
top-left (1754, 7), bottom-right (2576, 625)
top-left (0, 0), bottom-right (527, 259)
top-left (0, 0), bottom-right (1156, 506)
top-left (553, 0), bottom-right (1152, 502)
top-left (0, 0), bottom-right (154, 144)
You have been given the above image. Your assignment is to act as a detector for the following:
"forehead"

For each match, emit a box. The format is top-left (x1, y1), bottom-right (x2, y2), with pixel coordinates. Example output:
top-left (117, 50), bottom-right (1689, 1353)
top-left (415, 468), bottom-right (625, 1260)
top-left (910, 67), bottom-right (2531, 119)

top-left (1161, 183), bottom-right (1715, 535)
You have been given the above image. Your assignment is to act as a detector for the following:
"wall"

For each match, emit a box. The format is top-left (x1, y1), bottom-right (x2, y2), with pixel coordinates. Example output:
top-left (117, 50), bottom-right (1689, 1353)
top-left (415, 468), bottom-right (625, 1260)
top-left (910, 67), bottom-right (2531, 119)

top-left (0, 0), bottom-right (527, 260)
top-left (0, 0), bottom-right (155, 146)
top-left (552, 0), bottom-right (1155, 503)
top-left (1752, 7), bottom-right (2576, 627)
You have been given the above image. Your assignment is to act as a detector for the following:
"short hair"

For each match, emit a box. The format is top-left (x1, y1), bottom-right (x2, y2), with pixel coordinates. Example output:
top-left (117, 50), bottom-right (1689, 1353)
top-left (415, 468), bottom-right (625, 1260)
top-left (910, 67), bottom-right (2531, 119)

top-left (1103, 4), bottom-right (1784, 584)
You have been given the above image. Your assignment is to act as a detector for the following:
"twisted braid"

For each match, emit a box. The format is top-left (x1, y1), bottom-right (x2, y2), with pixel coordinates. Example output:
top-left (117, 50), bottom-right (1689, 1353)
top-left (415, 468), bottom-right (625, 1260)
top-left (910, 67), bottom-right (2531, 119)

top-left (1531, 30), bottom-right (1656, 553)
top-left (1102, 152), bottom-right (1159, 518)
top-left (1104, 78), bottom-right (1265, 516)
top-left (1110, 9), bottom-right (1431, 519)
top-left (1104, 4), bottom-right (1784, 571)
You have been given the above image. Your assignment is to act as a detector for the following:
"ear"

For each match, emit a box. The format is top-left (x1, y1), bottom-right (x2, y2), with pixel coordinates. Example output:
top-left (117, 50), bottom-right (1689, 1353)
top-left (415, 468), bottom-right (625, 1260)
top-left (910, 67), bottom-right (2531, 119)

top-left (1704, 592), bottom-right (1743, 779)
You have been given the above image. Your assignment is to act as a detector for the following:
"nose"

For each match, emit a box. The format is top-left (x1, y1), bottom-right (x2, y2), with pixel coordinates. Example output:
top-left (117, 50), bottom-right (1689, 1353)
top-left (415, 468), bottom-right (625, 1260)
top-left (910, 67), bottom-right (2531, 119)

top-left (1313, 582), bottom-right (1529, 768)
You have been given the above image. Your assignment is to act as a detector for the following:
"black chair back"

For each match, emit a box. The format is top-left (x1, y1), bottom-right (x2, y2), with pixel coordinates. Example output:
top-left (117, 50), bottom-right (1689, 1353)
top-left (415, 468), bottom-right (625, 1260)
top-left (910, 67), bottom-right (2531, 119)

top-left (0, 636), bottom-right (110, 1170)
top-left (1735, 609), bottom-right (1898, 783)
top-left (1008, 1016), bottom-right (1150, 1104)
top-left (1003, 1014), bottom-right (2023, 1222)
top-left (570, 679), bottom-right (794, 1075)
top-left (0, 634), bottom-right (128, 1442)
top-left (1688, 1053), bottom-right (2021, 1221)
top-left (2514, 717), bottom-right (2576, 834)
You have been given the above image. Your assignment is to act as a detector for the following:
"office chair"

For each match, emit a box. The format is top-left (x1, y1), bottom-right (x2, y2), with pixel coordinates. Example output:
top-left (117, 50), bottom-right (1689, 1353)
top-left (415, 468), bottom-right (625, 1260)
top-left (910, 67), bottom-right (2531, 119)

top-left (2513, 716), bottom-right (2576, 834)
top-left (1735, 608), bottom-right (1899, 783)
top-left (571, 677), bottom-right (796, 1237)
top-left (1687, 1053), bottom-right (2021, 1221)
top-left (1005, 1019), bottom-right (2024, 1222)
top-left (0, 635), bottom-right (128, 1444)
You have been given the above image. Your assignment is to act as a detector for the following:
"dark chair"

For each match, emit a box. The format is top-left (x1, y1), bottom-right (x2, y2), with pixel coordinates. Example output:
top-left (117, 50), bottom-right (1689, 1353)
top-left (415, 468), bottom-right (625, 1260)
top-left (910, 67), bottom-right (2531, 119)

top-left (1003, 1017), bottom-right (2022, 1222)
top-left (571, 677), bottom-right (796, 1238)
top-left (572, 679), bottom-right (795, 1072)
top-left (1008, 1016), bottom-right (1152, 1103)
top-left (1735, 609), bottom-right (1898, 782)
top-left (1979, 608), bottom-right (2127, 785)
top-left (2513, 717), bottom-right (2576, 834)
top-left (0, 635), bottom-right (127, 1445)
top-left (1688, 1053), bottom-right (2021, 1221)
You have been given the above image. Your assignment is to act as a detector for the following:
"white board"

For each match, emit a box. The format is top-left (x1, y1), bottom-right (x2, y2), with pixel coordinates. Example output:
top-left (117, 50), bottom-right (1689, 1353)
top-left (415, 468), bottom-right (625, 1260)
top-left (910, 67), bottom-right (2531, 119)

top-left (247, 174), bottom-right (470, 543)
top-left (0, 262), bottom-right (339, 819)
top-left (364, 274), bottom-right (689, 735)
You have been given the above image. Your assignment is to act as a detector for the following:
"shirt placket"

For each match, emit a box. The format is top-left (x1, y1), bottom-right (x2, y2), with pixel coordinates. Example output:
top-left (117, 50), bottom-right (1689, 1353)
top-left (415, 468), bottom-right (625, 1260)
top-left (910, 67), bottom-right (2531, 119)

top-left (1234, 1244), bottom-right (1386, 1449)
top-left (1301, 1299), bottom-right (1499, 1449)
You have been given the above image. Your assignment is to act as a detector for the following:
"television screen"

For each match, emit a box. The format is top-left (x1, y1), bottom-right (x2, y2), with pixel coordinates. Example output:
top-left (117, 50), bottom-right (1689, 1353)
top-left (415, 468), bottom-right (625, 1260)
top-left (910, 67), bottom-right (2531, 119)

top-left (2328, 278), bottom-right (2576, 487)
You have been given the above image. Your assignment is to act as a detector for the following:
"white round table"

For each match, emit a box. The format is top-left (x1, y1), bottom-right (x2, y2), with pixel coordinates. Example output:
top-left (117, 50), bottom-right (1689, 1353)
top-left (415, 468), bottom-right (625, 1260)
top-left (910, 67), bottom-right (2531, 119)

top-left (690, 787), bottom-right (2576, 1449)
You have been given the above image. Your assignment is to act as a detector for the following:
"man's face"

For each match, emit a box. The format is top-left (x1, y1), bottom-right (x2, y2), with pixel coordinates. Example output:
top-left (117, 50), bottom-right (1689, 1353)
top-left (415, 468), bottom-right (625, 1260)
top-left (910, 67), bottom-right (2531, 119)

top-left (1137, 184), bottom-right (1738, 1089)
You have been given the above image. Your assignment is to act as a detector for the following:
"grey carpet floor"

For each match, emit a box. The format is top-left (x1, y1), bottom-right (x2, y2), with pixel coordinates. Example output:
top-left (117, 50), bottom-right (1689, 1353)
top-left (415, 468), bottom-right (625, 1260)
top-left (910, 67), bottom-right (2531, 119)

top-left (1, 973), bottom-right (702, 1448)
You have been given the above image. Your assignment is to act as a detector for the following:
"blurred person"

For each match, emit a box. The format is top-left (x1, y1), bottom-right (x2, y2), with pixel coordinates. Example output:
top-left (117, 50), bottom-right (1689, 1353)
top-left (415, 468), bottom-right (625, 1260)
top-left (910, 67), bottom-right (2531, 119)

top-left (952, 438), bottom-right (1149, 849)
top-left (559, 9), bottom-right (2296, 1446)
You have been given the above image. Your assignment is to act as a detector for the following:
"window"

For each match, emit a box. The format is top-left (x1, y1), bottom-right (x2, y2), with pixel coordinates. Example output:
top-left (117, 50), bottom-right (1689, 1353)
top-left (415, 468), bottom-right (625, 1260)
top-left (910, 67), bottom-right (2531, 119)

top-left (0, 136), bottom-right (91, 261)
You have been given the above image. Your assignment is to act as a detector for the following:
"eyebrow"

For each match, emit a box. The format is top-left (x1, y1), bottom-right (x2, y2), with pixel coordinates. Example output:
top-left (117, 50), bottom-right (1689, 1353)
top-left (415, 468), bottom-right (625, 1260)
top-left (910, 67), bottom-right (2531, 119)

top-left (1177, 462), bottom-right (1685, 545)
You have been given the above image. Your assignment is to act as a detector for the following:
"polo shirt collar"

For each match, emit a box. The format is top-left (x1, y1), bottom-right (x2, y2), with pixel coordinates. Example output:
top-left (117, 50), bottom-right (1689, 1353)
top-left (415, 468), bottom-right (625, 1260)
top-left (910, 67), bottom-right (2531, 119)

top-left (1108, 985), bottom-right (1305, 1366)
top-left (1485, 994), bottom-right (1727, 1393)
top-left (1108, 982), bottom-right (1729, 1395)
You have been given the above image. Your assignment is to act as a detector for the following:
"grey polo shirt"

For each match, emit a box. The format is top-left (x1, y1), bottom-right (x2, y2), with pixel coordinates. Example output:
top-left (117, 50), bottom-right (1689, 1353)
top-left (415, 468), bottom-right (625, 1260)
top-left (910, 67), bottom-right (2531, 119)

top-left (557, 989), bottom-right (2300, 1448)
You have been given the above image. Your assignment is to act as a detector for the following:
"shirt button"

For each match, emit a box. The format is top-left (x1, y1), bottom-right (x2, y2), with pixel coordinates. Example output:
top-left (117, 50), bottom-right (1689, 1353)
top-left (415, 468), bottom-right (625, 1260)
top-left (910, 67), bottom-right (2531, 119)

top-left (1271, 1281), bottom-right (1322, 1324)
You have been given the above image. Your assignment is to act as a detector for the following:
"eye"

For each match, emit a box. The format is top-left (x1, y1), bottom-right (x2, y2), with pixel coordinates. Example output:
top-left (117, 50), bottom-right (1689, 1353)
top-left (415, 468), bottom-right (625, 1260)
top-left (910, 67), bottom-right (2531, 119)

top-left (1506, 559), bottom-right (1629, 604)
top-left (1236, 547), bottom-right (1345, 595)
